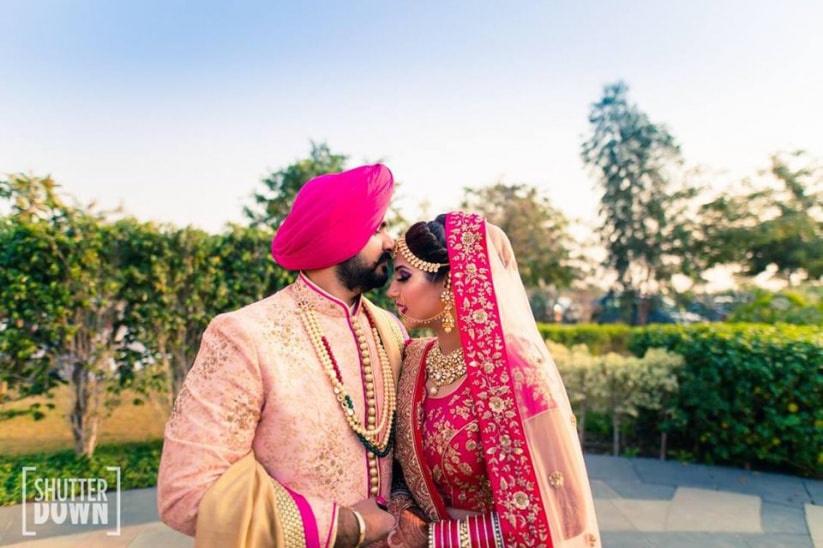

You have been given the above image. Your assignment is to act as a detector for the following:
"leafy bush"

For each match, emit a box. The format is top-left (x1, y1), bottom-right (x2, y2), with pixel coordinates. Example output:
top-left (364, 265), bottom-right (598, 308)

top-left (629, 323), bottom-right (822, 476)
top-left (542, 322), bottom-right (822, 475)
top-left (539, 323), bottom-right (632, 354)
top-left (551, 342), bottom-right (683, 456)
top-left (0, 441), bottom-right (162, 506)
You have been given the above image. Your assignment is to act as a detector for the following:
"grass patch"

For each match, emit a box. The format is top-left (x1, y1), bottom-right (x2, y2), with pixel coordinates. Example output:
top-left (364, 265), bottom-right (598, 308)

top-left (1, 385), bottom-right (168, 455)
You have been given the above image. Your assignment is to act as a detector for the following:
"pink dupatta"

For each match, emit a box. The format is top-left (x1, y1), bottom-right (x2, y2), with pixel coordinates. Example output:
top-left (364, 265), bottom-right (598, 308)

top-left (395, 212), bottom-right (600, 547)
top-left (445, 212), bottom-right (599, 547)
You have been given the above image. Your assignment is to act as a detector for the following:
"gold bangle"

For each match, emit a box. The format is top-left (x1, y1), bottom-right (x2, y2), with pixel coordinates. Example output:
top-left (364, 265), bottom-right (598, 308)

top-left (459, 518), bottom-right (472, 548)
top-left (351, 508), bottom-right (367, 547)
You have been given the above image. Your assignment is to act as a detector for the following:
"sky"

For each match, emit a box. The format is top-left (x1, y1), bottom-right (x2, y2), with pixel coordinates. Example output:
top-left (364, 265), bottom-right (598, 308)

top-left (2, 0), bottom-right (822, 234)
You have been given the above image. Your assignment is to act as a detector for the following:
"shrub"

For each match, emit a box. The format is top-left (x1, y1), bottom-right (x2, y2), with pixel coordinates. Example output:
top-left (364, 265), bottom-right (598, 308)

top-left (539, 323), bottom-right (632, 354)
top-left (0, 440), bottom-right (162, 506)
top-left (551, 342), bottom-right (683, 456)
top-left (629, 323), bottom-right (822, 476)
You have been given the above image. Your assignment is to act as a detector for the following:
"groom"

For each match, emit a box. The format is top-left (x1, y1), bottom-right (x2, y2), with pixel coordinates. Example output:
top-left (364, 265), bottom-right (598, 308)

top-left (158, 164), bottom-right (406, 547)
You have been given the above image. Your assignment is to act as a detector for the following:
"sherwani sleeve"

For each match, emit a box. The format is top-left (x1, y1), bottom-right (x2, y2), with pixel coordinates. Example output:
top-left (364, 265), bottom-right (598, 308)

top-left (157, 313), bottom-right (336, 547)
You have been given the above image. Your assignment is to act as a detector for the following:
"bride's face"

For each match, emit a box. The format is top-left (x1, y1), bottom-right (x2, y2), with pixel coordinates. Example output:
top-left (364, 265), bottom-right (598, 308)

top-left (387, 256), bottom-right (445, 328)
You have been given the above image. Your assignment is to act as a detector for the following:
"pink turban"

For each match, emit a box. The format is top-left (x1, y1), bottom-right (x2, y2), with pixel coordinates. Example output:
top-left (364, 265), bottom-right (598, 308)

top-left (271, 164), bottom-right (394, 271)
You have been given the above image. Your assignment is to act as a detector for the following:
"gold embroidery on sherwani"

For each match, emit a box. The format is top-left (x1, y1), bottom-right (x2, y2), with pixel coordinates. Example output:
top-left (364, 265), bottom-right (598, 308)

top-left (159, 278), bottom-right (406, 539)
top-left (272, 481), bottom-right (308, 547)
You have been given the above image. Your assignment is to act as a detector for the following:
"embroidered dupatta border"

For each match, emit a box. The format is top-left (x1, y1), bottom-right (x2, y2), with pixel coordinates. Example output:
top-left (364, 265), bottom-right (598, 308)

top-left (445, 212), bottom-right (552, 546)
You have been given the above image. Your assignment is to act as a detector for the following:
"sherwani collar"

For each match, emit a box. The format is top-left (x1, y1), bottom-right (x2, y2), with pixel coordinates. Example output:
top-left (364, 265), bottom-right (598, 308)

top-left (296, 272), bottom-right (362, 319)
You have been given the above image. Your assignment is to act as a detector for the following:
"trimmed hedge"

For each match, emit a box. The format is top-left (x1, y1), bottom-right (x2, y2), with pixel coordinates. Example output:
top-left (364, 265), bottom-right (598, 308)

top-left (0, 441), bottom-right (161, 506)
top-left (629, 323), bottom-right (822, 477)
top-left (538, 323), bottom-right (632, 355)
top-left (541, 322), bottom-right (822, 476)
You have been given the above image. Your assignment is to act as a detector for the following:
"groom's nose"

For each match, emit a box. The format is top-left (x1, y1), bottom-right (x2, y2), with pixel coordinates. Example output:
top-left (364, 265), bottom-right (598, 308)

top-left (380, 231), bottom-right (395, 250)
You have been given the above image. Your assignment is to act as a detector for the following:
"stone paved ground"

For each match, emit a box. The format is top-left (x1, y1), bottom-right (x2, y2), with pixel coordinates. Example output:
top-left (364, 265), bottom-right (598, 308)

top-left (0, 455), bottom-right (820, 547)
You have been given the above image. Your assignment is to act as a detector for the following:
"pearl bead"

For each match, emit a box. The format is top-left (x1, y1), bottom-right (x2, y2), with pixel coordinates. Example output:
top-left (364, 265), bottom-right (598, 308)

top-left (299, 299), bottom-right (396, 456)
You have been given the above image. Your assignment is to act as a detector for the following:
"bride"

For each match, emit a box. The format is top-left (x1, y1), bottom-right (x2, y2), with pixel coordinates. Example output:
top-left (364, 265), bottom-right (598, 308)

top-left (384, 211), bottom-right (599, 547)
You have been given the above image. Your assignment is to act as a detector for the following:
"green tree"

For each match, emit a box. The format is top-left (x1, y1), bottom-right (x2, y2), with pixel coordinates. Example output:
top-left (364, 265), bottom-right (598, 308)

top-left (212, 223), bottom-right (294, 311)
top-left (461, 182), bottom-right (577, 288)
top-left (581, 82), bottom-right (696, 321)
top-left (117, 222), bottom-right (294, 404)
top-left (696, 151), bottom-right (823, 282)
top-left (244, 142), bottom-right (348, 228)
top-left (117, 223), bottom-right (226, 401)
top-left (0, 176), bottom-right (126, 456)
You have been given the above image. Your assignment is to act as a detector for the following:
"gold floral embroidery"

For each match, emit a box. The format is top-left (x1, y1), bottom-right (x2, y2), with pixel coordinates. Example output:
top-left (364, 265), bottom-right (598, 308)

top-left (585, 532), bottom-right (599, 546)
top-left (446, 212), bottom-right (551, 544)
top-left (189, 326), bottom-right (243, 381)
top-left (461, 231), bottom-right (479, 246)
top-left (395, 339), bottom-right (442, 521)
top-left (226, 392), bottom-right (260, 442)
top-left (489, 396), bottom-right (505, 414)
top-left (425, 387), bottom-right (494, 513)
top-left (512, 491), bottom-right (530, 510)
top-left (548, 471), bottom-right (565, 488)
top-left (167, 385), bottom-right (192, 434)
top-left (160, 281), bottom-right (405, 540)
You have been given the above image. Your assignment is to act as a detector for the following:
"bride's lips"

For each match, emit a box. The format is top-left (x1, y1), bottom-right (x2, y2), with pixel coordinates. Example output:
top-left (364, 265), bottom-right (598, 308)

top-left (396, 304), bottom-right (408, 314)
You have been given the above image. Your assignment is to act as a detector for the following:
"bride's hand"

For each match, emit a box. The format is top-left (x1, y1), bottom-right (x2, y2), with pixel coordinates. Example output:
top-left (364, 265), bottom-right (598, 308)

top-left (446, 507), bottom-right (480, 520)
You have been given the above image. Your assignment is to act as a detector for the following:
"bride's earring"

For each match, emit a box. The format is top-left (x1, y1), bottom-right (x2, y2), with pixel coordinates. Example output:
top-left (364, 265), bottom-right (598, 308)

top-left (441, 274), bottom-right (455, 334)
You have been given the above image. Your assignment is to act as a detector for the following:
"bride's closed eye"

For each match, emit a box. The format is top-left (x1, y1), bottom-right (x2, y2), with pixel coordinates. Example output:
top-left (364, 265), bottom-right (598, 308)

top-left (394, 271), bottom-right (411, 283)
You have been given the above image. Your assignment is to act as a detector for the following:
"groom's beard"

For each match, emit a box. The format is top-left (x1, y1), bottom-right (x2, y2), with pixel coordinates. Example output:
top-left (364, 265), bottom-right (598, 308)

top-left (336, 251), bottom-right (392, 293)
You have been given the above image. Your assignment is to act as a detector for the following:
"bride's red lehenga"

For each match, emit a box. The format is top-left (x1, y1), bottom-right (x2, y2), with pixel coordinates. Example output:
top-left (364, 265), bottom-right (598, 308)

top-left (421, 369), bottom-right (494, 514)
top-left (394, 212), bottom-right (601, 548)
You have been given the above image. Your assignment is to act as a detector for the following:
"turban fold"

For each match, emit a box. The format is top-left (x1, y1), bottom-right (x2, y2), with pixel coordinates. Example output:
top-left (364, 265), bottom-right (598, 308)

top-left (271, 164), bottom-right (394, 271)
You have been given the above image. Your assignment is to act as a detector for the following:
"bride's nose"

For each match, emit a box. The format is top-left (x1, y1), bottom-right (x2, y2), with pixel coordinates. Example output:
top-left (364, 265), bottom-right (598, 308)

top-left (387, 281), bottom-right (399, 299)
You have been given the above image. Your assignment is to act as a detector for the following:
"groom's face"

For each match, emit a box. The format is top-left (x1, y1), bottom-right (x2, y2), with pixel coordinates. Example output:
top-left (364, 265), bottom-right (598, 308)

top-left (335, 221), bottom-right (394, 293)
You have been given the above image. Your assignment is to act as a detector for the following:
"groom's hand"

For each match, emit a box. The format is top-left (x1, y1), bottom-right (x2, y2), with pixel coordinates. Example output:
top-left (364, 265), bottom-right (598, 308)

top-left (335, 498), bottom-right (395, 547)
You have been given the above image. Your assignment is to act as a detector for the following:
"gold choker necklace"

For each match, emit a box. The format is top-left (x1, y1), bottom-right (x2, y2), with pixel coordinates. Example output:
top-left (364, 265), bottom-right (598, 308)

top-left (425, 345), bottom-right (466, 396)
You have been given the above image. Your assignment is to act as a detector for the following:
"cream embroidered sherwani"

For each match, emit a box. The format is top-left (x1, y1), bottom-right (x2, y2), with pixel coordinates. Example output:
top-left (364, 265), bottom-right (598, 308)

top-left (157, 274), bottom-right (406, 546)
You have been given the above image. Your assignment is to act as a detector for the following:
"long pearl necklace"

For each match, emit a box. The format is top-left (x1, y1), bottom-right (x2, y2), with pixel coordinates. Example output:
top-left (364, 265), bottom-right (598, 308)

top-left (297, 292), bottom-right (396, 463)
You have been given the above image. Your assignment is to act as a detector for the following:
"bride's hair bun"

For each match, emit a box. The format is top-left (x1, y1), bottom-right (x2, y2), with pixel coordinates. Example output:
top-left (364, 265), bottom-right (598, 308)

top-left (404, 213), bottom-right (449, 282)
